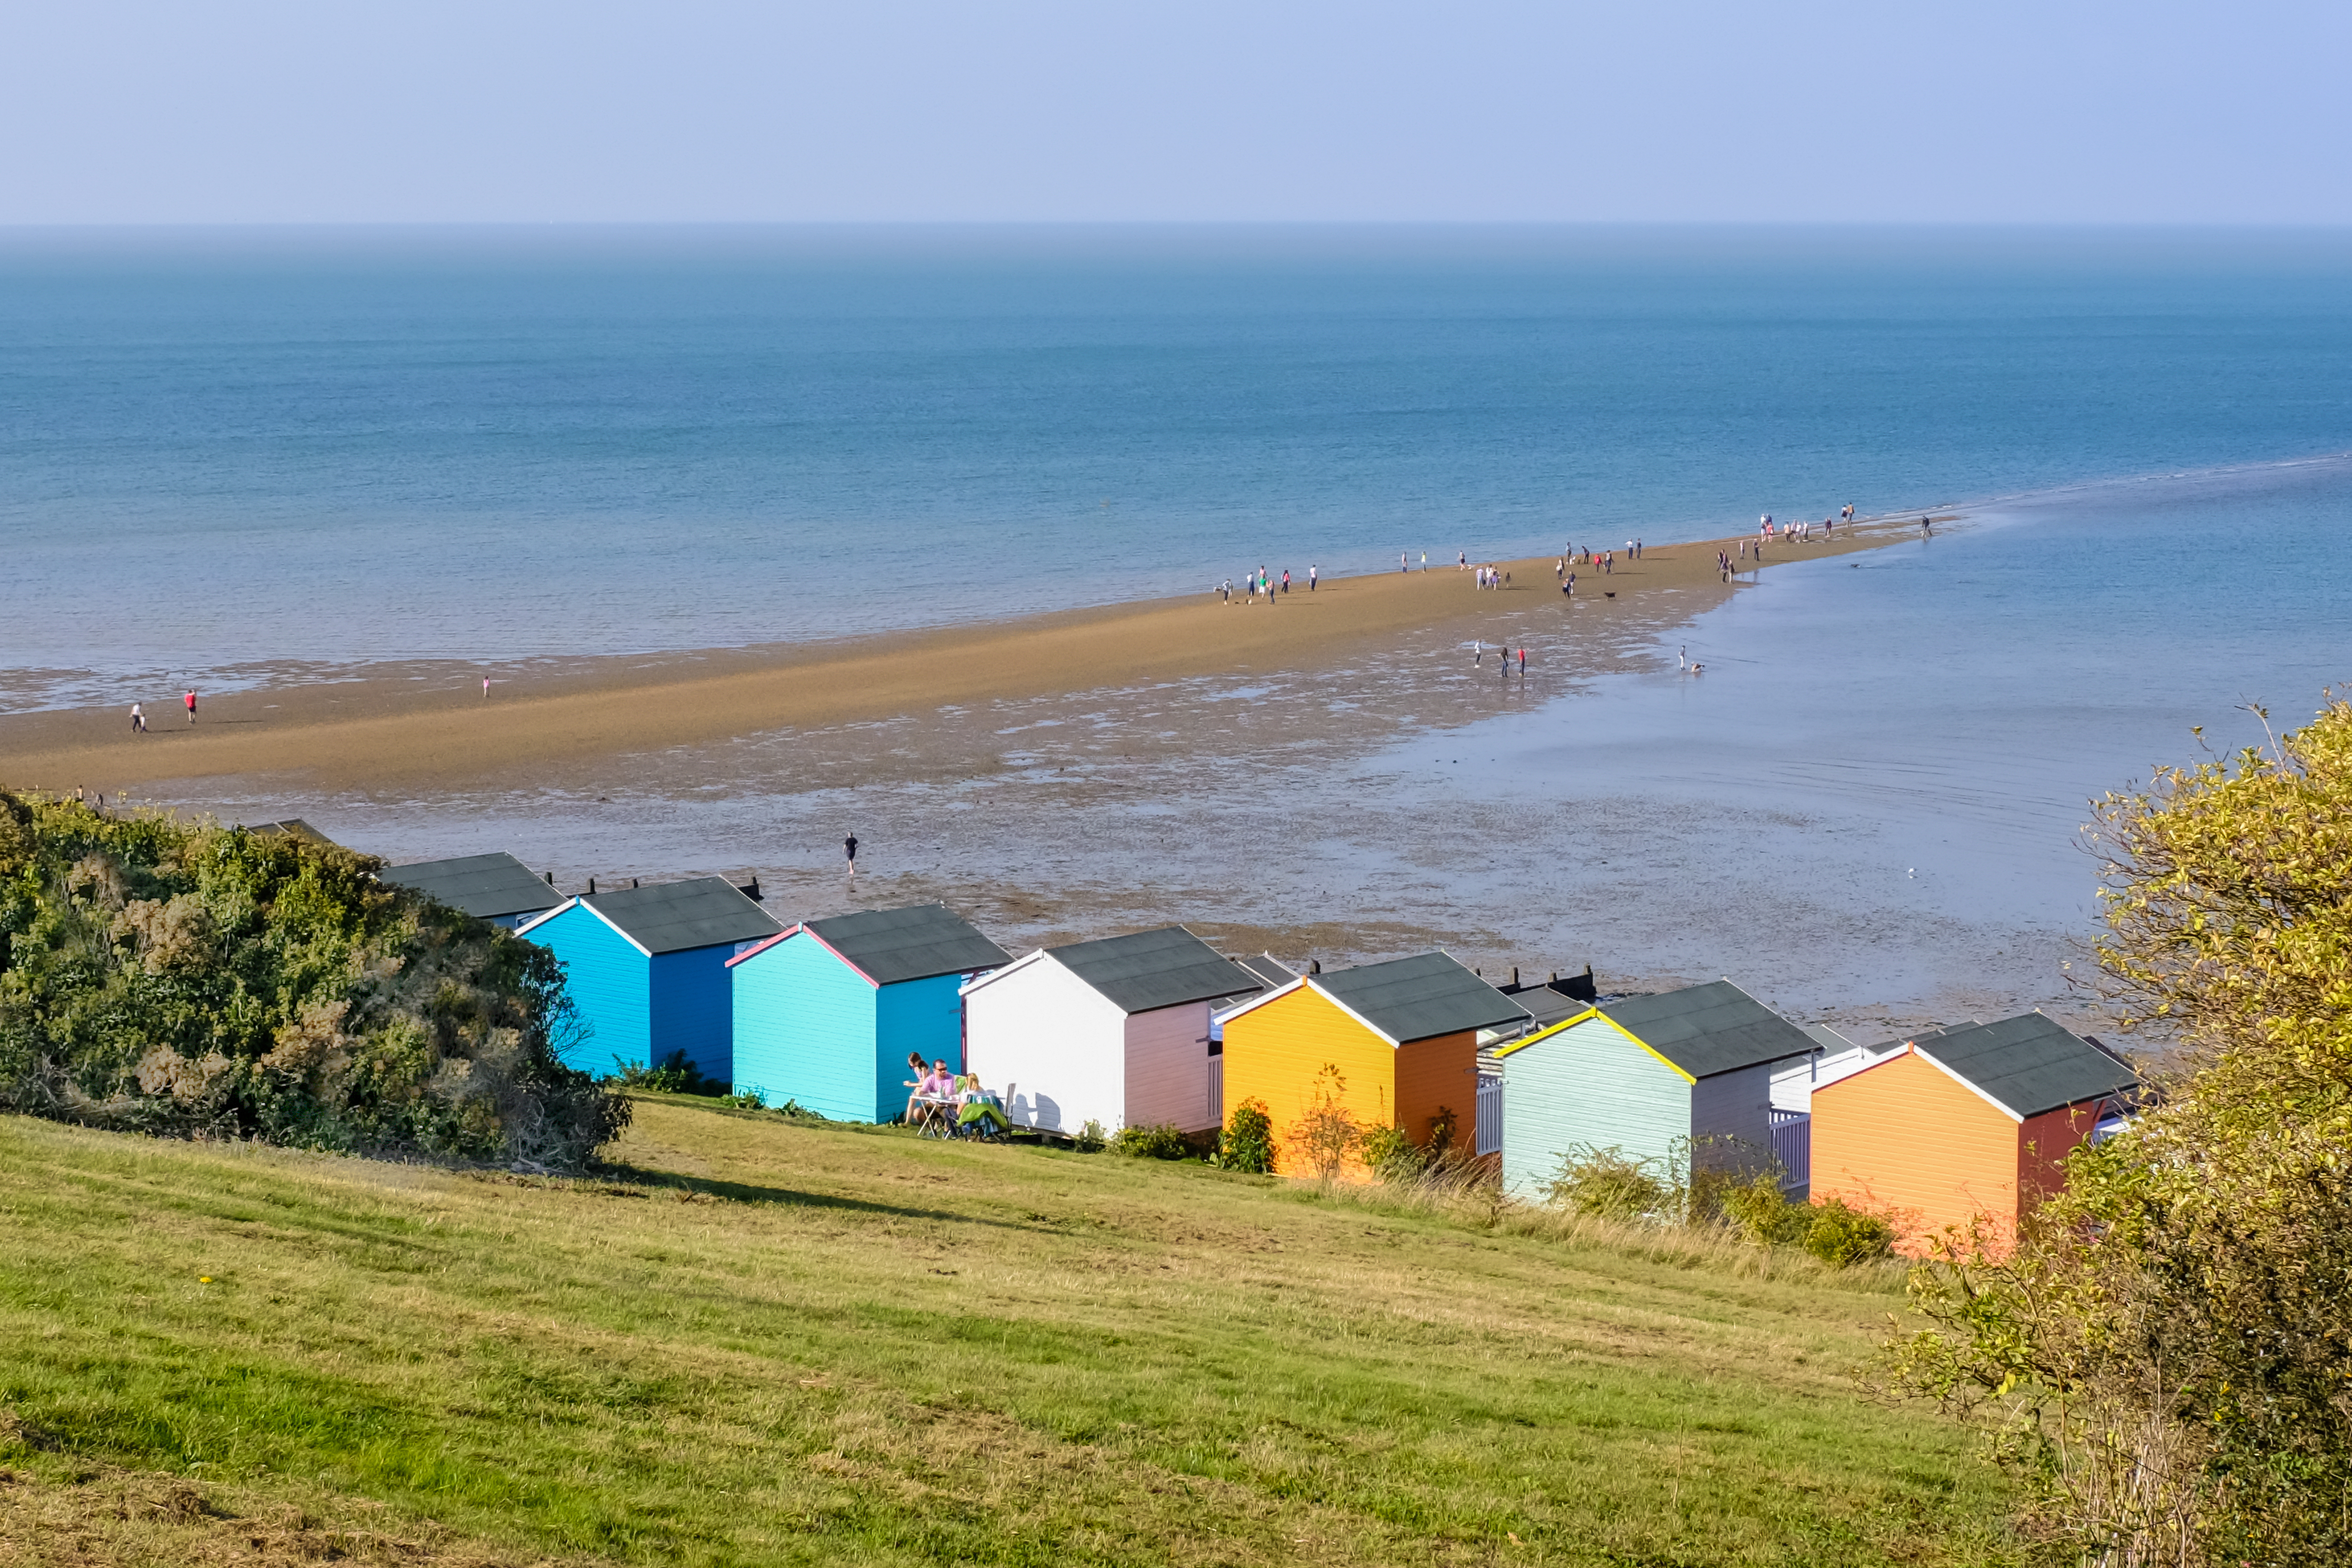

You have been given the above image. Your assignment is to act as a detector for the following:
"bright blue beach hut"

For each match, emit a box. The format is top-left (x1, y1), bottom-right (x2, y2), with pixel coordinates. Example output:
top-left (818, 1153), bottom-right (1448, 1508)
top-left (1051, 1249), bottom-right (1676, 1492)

top-left (727, 904), bottom-right (1012, 1121)
top-left (516, 878), bottom-right (782, 1081)
top-left (1493, 980), bottom-right (1816, 1198)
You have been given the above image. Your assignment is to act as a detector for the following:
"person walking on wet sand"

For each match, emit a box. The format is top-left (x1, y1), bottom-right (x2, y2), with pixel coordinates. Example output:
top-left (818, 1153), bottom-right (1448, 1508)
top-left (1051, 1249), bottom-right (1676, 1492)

top-left (1921, 516), bottom-right (1932, 536)
top-left (1517, 647), bottom-right (1526, 676)
top-left (1308, 563), bottom-right (1317, 591)
top-left (183, 689), bottom-right (197, 724)
top-left (844, 833), bottom-right (859, 879)
top-left (129, 702), bottom-right (146, 733)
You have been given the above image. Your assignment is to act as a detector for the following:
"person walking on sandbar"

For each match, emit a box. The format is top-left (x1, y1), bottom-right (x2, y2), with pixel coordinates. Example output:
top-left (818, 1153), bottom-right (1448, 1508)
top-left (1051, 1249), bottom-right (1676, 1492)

top-left (184, 689), bottom-right (197, 724)
top-left (844, 833), bottom-right (859, 880)
top-left (130, 702), bottom-right (146, 733)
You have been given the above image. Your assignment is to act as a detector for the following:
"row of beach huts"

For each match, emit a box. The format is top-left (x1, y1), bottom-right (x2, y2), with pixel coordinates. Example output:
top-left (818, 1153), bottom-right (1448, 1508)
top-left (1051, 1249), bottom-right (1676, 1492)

top-left (383, 852), bottom-right (2141, 1256)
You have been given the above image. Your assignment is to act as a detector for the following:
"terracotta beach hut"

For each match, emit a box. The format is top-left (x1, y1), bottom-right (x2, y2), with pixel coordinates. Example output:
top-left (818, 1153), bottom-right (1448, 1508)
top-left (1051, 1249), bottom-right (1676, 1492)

top-left (1492, 980), bottom-right (1816, 1198)
top-left (961, 926), bottom-right (1263, 1136)
top-left (1216, 952), bottom-right (1530, 1172)
top-left (1810, 1013), bottom-right (2138, 1256)
top-left (726, 904), bottom-right (1011, 1121)
top-left (517, 878), bottom-right (782, 1082)
top-left (379, 851), bottom-right (562, 930)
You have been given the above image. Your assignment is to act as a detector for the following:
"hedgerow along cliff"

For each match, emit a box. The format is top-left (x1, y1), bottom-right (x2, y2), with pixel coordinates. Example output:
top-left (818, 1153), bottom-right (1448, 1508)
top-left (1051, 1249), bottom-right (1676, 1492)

top-left (0, 792), bottom-right (625, 1170)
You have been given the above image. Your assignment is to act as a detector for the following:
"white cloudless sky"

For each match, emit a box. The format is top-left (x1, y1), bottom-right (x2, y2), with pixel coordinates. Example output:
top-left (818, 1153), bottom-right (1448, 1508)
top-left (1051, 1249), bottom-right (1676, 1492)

top-left (1, 0), bottom-right (2347, 224)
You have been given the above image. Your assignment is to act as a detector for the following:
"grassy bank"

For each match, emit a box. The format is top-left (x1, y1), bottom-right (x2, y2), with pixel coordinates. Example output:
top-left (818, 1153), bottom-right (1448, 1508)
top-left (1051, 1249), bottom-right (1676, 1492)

top-left (0, 1097), bottom-right (2019, 1567)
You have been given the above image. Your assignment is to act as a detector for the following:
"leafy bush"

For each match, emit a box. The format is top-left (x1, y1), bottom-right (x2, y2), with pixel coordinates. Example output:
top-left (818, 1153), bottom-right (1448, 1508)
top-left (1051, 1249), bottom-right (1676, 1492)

top-left (721, 1086), bottom-right (767, 1110)
top-left (611, 1050), bottom-right (729, 1096)
top-left (1720, 1171), bottom-right (1815, 1247)
top-left (1285, 1063), bottom-right (1360, 1181)
top-left (1110, 1122), bottom-right (1192, 1159)
top-left (1544, 1144), bottom-right (1673, 1222)
top-left (1802, 1198), bottom-right (1896, 1266)
top-left (1359, 1124), bottom-right (1429, 1184)
top-left (0, 792), bottom-right (625, 1170)
top-left (1216, 1097), bottom-right (1275, 1174)
top-left (1073, 1119), bottom-right (1108, 1153)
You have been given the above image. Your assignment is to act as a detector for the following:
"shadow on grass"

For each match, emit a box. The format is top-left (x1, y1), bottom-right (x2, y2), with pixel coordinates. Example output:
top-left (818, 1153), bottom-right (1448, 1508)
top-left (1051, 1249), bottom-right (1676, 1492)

top-left (589, 1163), bottom-right (1065, 1234)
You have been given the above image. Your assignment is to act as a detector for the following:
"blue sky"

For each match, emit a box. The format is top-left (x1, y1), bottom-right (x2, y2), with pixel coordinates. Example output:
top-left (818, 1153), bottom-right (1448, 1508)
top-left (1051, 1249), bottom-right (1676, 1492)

top-left (3, 1), bottom-right (2346, 224)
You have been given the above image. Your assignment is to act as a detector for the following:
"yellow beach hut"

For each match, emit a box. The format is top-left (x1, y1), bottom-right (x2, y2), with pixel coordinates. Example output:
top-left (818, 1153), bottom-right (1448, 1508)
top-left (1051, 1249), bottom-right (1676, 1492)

top-left (1217, 952), bottom-right (1529, 1172)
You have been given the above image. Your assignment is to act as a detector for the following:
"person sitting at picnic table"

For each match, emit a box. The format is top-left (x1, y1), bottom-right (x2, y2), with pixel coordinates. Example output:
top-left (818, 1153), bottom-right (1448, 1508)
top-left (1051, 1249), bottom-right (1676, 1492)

top-left (953, 1073), bottom-right (1011, 1137)
top-left (905, 1057), bottom-right (957, 1127)
top-left (900, 1052), bottom-right (929, 1120)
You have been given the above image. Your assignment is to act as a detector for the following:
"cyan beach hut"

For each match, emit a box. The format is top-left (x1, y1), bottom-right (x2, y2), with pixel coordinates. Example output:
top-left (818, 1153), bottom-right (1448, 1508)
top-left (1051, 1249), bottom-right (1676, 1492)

top-left (726, 904), bottom-right (1012, 1120)
top-left (516, 878), bottom-right (782, 1080)
top-left (1493, 980), bottom-right (1816, 1197)
top-left (379, 852), bottom-right (561, 929)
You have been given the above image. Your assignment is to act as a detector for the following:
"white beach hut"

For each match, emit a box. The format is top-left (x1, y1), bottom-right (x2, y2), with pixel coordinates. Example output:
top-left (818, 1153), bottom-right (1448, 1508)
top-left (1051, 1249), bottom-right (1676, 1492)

top-left (961, 926), bottom-right (1263, 1136)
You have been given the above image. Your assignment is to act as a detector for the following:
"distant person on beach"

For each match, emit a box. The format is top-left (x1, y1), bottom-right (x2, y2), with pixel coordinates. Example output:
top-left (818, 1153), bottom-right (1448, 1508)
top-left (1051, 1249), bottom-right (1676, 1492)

top-left (1458, 552), bottom-right (1467, 571)
top-left (1921, 516), bottom-right (1932, 535)
top-left (184, 690), bottom-right (197, 724)
top-left (129, 703), bottom-right (145, 733)
top-left (1308, 564), bottom-right (1317, 591)
top-left (844, 833), bottom-right (859, 878)
top-left (1518, 647), bottom-right (1526, 675)
top-left (1473, 643), bottom-right (1481, 666)
top-left (482, 676), bottom-right (491, 698)
top-left (1401, 552), bottom-right (1408, 573)
top-left (1281, 569), bottom-right (1291, 594)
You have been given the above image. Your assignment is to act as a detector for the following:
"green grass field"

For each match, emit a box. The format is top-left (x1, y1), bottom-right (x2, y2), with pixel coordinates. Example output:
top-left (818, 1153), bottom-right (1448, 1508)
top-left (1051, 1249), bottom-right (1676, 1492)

top-left (0, 1098), bottom-right (2022, 1567)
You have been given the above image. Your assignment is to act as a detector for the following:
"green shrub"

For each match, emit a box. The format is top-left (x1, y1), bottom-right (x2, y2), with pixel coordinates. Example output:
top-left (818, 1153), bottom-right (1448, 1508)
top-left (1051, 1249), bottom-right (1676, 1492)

top-left (1110, 1122), bottom-right (1192, 1159)
top-left (1804, 1198), bottom-right (1897, 1266)
top-left (1360, 1124), bottom-right (1430, 1185)
top-left (611, 1051), bottom-right (729, 1096)
top-left (721, 1086), bottom-right (767, 1110)
top-left (0, 791), bottom-right (625, 1170)
top-left (1720, 1171), bottom-right (1813, 1246)
top-left (1073, 1119), bottom-right (1108, 1153)
top-left (1216, 1097), bottom-right (1276, 1174)
top-left (1544, 1144), bottom-right (1673, 1222)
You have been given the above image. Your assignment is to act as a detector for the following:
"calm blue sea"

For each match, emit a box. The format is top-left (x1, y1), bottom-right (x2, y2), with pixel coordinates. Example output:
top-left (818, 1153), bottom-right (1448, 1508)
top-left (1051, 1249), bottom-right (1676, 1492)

top-left (5, 225), bottom-right (2351, 709)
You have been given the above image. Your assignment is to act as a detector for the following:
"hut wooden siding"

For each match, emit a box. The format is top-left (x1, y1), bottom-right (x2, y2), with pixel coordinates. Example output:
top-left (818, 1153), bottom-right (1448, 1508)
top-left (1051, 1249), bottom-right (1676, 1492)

top-left (1392, 1027), bottom-right (1483, 1147)
top-left (1810, 1027), bottom-right (2126, 1259)
top-left (1124, 1001), bottom-right (1218, 1132)
top-left (1217, 953), bottom-right (1527, 1177)
top-left (1497, 1014), bottom-right (1689, 1196)
top-left (971, 955), bottom-right (1129, 1134)
top-left (2020, 1102), bottom-right (2102, 1207)
top-left (731, 930), bottom-right (876, 1119)
top-left (1810, 1049), bottom-right (2017, 1251)
top-left (1689, 1060), bottom-right (1776, 1154)
top-left (527, 903), bottom-right (652, 1075)
top-left (1220, 984), bottom-right (1406, 1156)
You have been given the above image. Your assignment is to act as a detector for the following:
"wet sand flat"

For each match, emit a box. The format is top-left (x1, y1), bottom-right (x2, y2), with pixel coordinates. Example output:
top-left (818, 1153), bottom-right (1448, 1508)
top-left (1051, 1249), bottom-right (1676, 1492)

top-left (3, 522), bottom-right (1918, 799)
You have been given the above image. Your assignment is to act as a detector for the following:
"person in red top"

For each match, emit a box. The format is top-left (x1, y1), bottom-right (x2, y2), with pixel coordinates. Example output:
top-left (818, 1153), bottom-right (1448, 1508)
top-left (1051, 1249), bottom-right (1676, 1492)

top-left (183, 689), bottom-right (197, 724)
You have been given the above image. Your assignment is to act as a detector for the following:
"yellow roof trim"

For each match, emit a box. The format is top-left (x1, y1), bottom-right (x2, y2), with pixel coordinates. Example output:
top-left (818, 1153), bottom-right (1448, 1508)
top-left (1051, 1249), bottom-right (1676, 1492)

top-left (1493, 1006), bottom-right (1697, 1085)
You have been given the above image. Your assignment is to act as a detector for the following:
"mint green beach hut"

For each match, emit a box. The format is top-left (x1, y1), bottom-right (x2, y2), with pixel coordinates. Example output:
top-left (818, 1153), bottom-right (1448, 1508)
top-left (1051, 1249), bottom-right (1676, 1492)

top-left (1493, 980), bottom-right (1817, 1198)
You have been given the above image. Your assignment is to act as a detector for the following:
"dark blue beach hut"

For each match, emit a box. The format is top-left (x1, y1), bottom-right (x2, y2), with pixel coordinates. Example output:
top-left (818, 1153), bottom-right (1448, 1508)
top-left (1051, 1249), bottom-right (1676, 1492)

top-left (379, 852), bottom-right (562, 929)
top-left (727, 904), bottom-right (1012, 1120)
top-left (517, 878), bottom-right (783, 1080)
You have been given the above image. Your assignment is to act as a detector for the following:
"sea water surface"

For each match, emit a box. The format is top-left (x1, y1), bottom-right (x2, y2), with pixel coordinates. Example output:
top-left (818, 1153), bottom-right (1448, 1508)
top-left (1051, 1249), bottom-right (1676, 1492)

top-left (5, 225), bottom-right (2351, 707)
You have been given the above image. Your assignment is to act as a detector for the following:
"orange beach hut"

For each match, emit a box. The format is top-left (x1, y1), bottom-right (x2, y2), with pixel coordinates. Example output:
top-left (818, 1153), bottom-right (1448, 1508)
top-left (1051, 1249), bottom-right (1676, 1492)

top-left (1810, 1013), bottom-right (2137, 1256)
top-left (1217, 952), bottom-right (1529, 1171)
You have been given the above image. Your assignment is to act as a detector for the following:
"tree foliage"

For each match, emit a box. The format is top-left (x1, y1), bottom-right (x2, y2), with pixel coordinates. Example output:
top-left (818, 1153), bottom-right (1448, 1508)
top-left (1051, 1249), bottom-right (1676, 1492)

top-left (0, 791), bottom-right (626, 1170)
top-left (1888, 698), bottom-right (2352, 1566)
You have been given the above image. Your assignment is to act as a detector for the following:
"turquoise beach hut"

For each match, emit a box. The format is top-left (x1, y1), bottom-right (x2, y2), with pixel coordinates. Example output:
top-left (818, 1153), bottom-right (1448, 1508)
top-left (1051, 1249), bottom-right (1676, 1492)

top-left (516, 878), bottom-right (782, 1081)
top-left (1493, 980), bottom-right (1816, 1198)
top-left (727, 904), bottom-right (1011, 1121)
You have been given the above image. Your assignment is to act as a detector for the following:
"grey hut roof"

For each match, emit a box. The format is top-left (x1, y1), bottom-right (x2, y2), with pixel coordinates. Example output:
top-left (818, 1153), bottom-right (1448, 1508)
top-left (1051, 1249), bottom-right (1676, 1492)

top-left (1600, 981), bottom-right (1816, 1079)
top-left (1228, 954), bottom-right (1298, 992)
top-left (1909, 1013), bottom-right (2139, 1119)
top-left (580, 877), bottom-right (783, 955)
top-left (805, 904), bottom-right (1012, 986)
top-left (1048, 926), bottom-right (1263, 1015)
top-left (248, 818), bottom-right (338, 847)
top-left (381, 852), bottom-right (561, 922)
top-left (1318, 952), bottom-right (1529, 1044)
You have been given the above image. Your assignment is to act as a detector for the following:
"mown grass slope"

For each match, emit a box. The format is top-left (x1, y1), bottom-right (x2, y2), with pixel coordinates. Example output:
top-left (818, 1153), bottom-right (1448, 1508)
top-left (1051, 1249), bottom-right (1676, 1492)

top-left (0, 1099), bottom-right (2020, 1567)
